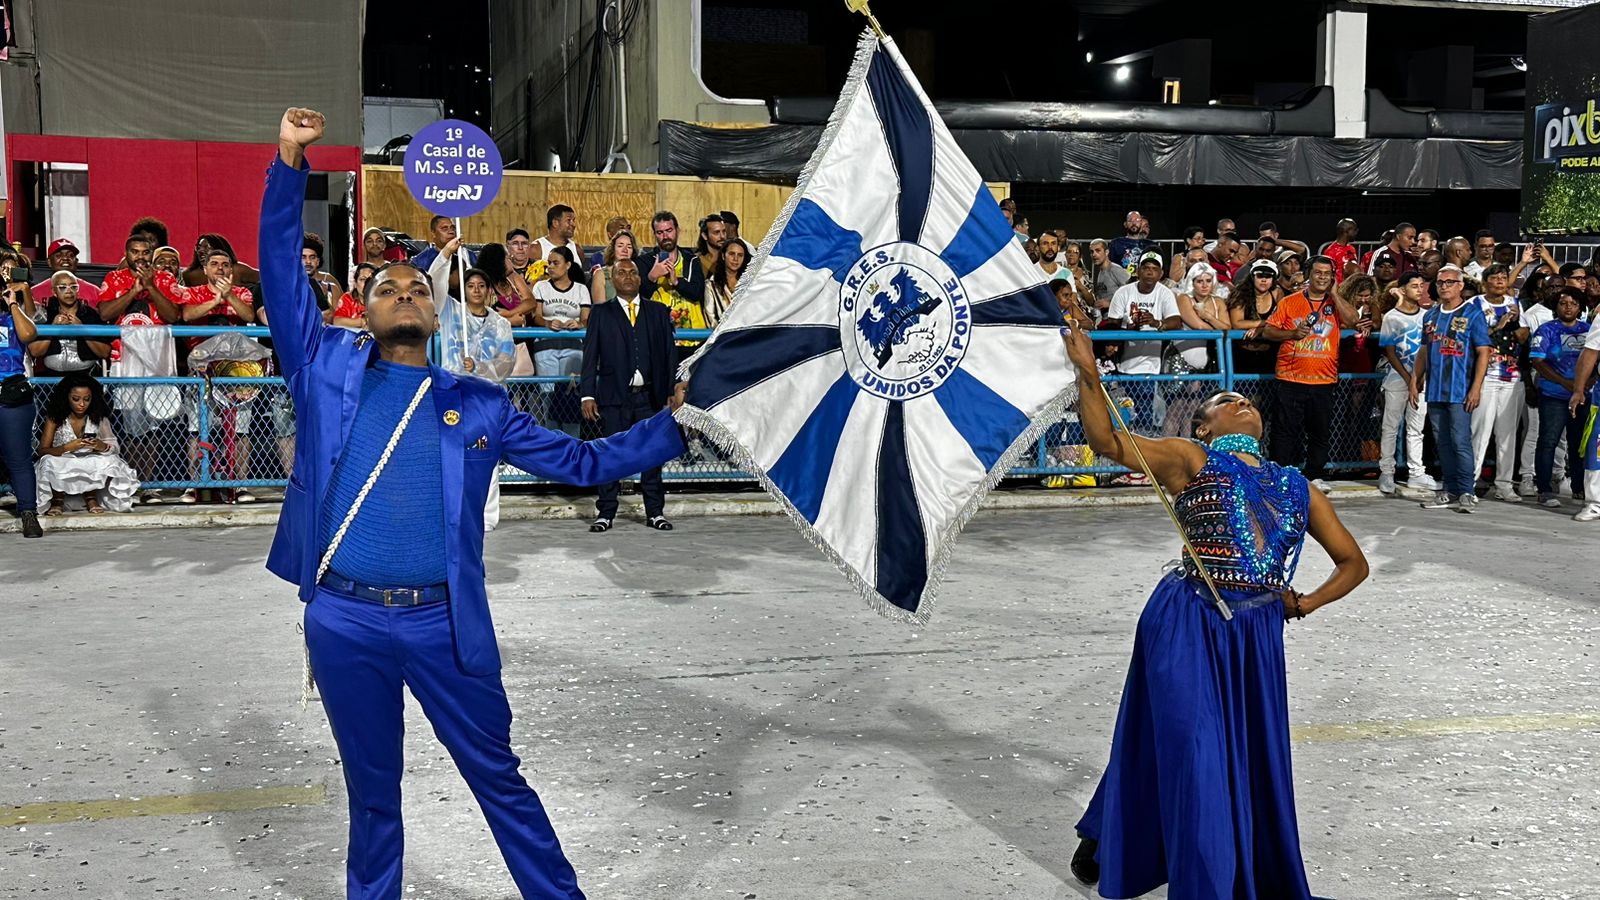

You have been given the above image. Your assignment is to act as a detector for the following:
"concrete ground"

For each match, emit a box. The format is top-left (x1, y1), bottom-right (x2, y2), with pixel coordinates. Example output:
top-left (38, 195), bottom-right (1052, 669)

top-left (2, 496), bottom-right (1598, 900)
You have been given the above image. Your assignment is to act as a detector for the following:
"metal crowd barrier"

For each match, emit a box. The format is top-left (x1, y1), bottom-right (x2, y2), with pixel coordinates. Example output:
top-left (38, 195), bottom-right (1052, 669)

top-left (5, 324), bottom-right (1385, 496)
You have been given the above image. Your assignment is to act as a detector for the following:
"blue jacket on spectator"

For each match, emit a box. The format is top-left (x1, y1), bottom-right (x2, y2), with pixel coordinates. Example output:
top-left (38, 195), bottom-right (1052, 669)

top-left (258, 156), bottom-right (684, 676)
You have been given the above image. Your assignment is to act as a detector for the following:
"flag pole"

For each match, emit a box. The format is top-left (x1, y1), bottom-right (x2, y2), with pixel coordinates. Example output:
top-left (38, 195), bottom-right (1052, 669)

top-left (842, 0), bottom-right (886, 38)
top-left (1095, 378), bottom-right (1232, 622)
top-left (1062, 294), bottom-right (1232, 621)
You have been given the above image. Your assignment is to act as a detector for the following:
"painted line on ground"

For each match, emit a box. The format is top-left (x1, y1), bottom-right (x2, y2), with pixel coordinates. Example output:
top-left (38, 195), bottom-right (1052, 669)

top-left (3, 784), bottom-right (326, 827)
top-left (1292, 712), bottom-right (1600, 743)
top-left (8, 712), bottom-right (1593, 826)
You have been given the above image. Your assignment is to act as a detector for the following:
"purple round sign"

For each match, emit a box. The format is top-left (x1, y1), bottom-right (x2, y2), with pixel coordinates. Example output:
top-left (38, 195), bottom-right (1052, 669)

top-left (403, 119), bottom-right (504, 218)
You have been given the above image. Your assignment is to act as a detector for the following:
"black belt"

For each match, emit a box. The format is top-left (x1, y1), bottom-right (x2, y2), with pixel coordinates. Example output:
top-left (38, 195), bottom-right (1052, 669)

top-left (629, 384), bottom-right (652, 393)
top-left (319, 572), bottom-right (449, 607)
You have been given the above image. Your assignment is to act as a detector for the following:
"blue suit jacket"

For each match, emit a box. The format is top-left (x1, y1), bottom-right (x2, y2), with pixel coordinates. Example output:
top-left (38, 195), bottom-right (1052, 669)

top-left (259, 157), bottom-right (685, 676)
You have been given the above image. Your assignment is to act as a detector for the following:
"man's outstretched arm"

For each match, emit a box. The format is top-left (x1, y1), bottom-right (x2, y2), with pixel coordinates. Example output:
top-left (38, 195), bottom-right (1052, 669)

top-left (259, 107), bottom-right (328, 378)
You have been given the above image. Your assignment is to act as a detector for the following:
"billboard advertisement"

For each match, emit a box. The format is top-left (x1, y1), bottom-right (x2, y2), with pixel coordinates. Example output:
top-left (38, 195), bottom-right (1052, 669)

top-left (1522, 3), bottom-right (1600, 235)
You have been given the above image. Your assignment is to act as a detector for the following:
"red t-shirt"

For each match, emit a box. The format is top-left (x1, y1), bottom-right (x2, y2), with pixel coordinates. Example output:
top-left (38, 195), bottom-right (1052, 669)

top-left (99, 268), bottom-right (189, 323)
top-left (333, 292), bottom-right (366, 321)
top-left (1325, 242), bottom-right (1359, 284)
top-left (100, 269), bottom-right (188, 362)
top-left (181, 283), bottom-right (255, 349)
top-left (1267, 290), bottom-right (1341, 385)
top-left (1208, 254), bottom-right (1240, 285)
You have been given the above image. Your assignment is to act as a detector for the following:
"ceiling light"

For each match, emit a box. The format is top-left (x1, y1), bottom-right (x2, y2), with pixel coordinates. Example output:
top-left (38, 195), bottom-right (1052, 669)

top-left (1114, 66), bottom-right (1130, 83)
top-left (1085, 52), bottom-right (1094, 63)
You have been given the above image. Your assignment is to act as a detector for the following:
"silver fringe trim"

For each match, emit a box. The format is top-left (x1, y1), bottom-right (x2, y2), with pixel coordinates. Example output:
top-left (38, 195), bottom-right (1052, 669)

top-left (674, 375), bottom-right (1078, 626)
top-left (678, 29), bottom-right (881, 380)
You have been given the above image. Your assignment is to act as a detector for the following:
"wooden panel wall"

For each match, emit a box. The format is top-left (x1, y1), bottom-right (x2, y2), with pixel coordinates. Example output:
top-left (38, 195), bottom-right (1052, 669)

top-left (362, 165), bottom-right (1008, 250)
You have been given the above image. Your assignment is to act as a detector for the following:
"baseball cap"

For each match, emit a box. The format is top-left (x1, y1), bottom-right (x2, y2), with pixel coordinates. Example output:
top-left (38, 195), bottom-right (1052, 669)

top-left (1137, 250), bottom-right (1163, 268)
top-left (1249, 258), bottom-right (1279, 277)
top-left (47, 238), bottom-right (79, 257)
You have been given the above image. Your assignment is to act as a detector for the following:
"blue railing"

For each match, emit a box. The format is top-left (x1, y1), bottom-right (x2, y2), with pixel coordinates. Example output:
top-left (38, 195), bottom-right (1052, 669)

top-left (10, 324), bottom-right (1386, 492)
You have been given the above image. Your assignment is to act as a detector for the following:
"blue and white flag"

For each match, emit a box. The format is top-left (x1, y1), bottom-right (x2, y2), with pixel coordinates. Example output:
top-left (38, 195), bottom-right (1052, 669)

top-left (676, 32), bottom-right (1075, 623)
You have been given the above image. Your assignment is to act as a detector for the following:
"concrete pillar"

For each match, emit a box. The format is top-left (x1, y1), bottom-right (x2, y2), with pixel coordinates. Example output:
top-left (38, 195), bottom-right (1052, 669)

top-left (1316, 4), bottom-right (1368, 139)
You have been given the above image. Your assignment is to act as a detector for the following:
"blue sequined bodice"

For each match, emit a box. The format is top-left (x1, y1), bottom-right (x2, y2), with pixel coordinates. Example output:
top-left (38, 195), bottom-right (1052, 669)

top-left (1173, 446), bottom-right (1310, 591)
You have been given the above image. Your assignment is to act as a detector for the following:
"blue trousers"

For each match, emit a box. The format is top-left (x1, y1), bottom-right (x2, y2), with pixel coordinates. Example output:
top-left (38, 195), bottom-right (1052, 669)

top-left (304, 586), bottom-right (585, 899)
top-left (1536, 395), bottom-right (1589, 496)
top-left (0, 401), bottom-right (37, 512)
top-left (1427, 401), bottom-right (1475, 498)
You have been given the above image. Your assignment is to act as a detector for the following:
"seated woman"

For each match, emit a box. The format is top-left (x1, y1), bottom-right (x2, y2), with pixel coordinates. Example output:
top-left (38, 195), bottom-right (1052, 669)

top-left (35, 372), bottom-right (140, 514)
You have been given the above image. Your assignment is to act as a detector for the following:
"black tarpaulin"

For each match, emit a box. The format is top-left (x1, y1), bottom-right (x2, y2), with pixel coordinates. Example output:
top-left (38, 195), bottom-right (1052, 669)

top-left (658, 121), bottom-right (1521, 191)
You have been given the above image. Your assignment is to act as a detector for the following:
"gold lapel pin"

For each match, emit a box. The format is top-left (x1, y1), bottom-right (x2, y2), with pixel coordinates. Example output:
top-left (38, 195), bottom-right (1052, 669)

top-left (443, 410), bottom-right (461, 426)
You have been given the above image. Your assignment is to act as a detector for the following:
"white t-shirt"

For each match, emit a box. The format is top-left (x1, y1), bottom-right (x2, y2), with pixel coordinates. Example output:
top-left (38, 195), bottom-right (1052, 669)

top-left (1477, 296), bottom-right (1521, 383)
top-left (1036, 260), bottom-right (1075, 288)
top-left (1585, 325), bottom-right (1600, 402)
top-left (1523, 298), bottom-right (1553, 387)
top-left (1106, 282), bottom-right (1178, 375)
top-left (533, 279), bottom-right (588, 323)
top-left (536, 236), bottom-right (585, 270)
top-left (1379, 306), bottom-right (1427, 390)
top-left (532, 279), bottom-right (590, 351)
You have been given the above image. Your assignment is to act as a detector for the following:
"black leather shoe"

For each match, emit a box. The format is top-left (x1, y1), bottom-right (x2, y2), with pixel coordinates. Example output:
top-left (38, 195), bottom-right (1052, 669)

top-left (1070, 836), bottom-right (1099, 886)
top-left (648, 516), bottom-right (674, 531)
top-left (589, 518), bottom-right (613, 533)
top-left (20, 510), bottom-right (43, 539)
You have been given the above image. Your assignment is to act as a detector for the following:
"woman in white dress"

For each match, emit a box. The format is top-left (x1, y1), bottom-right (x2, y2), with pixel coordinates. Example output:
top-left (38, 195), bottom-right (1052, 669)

top-left (36, 372), bottom-right (140, 513)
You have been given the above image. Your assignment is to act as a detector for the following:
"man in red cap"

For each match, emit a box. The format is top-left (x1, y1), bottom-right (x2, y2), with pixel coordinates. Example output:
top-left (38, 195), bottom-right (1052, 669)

top-left (31, 238), bottom-right (101, 306)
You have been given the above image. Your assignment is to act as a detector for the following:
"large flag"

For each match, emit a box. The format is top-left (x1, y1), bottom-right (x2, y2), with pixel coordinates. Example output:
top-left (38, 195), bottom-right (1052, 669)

top-left (676, 31), bottom-right (1076, 623)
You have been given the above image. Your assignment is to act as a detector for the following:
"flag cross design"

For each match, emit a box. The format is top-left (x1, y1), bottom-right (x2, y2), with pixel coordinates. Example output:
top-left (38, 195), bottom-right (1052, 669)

top-left (677, 33), bottom-right (1076, 622)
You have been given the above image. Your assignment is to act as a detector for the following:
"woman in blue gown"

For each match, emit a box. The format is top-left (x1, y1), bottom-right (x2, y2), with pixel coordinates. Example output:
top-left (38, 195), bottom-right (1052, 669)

top-left (1060, 319), bottom-right (1369, 900)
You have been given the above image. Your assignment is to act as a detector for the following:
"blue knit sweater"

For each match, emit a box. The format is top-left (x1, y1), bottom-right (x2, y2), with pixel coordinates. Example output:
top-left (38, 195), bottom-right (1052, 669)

top-left (318, 360), bottom-right (448, 586)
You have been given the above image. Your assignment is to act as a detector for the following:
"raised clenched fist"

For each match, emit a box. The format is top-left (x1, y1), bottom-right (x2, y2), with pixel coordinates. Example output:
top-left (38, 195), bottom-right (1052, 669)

top-left (279, 108), bottom-right (326, 151)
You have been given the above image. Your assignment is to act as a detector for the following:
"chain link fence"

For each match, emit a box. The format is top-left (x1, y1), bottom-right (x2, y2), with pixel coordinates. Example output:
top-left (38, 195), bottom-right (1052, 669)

top-left (1, 326), bottom-right (1421, 500)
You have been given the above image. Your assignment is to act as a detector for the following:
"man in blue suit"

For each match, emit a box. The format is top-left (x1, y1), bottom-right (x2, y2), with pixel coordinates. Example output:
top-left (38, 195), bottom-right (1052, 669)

top-left (262, 108), bottom-right (686, 900)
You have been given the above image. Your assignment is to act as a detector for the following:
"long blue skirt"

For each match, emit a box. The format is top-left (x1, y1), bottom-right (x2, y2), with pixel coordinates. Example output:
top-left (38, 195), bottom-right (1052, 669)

top-left (1076, 571), bottom-right (1316, 900)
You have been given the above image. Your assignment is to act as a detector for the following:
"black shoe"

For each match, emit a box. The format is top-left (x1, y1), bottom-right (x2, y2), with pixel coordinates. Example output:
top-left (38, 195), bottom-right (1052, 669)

top-left (589, 517), bottom-right (613, 533)
top-left (647, 515), bottom-right (674, 531)
top-left (1070, 835), bottom-right (1099, 886)
top-left (20, 510), bottom-right (43, 539)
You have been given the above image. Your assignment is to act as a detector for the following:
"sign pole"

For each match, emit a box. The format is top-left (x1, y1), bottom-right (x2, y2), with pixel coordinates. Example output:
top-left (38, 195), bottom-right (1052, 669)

top-left (401, 118), bottom-right (504, 379)
top-left (455, 216), bottom-right (469, 373)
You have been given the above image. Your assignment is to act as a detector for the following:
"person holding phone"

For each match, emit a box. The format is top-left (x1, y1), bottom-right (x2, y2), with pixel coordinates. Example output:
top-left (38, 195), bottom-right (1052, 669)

top-left (0, 252), bottom-right (44, 537)
top-left (34, 371), bottom-right (140, 514)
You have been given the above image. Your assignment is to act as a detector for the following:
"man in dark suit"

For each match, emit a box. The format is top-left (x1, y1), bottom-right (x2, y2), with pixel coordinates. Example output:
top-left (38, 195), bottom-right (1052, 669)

top-left (581, 258), bottom-right (679, 532)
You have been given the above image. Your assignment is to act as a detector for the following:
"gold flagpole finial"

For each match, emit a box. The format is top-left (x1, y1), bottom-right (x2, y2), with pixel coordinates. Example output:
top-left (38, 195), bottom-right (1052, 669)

top-left (843, 0), bottom-right (887, 38)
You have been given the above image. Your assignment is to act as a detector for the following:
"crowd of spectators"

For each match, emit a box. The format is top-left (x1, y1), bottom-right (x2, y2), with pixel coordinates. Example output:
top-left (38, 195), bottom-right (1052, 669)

top-left (0, 200), bottom-right (758, 533)
top-left (1021, 208), bottom-right (1600, 522)
top-left (3, 199), bottom-right (1599, 536)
